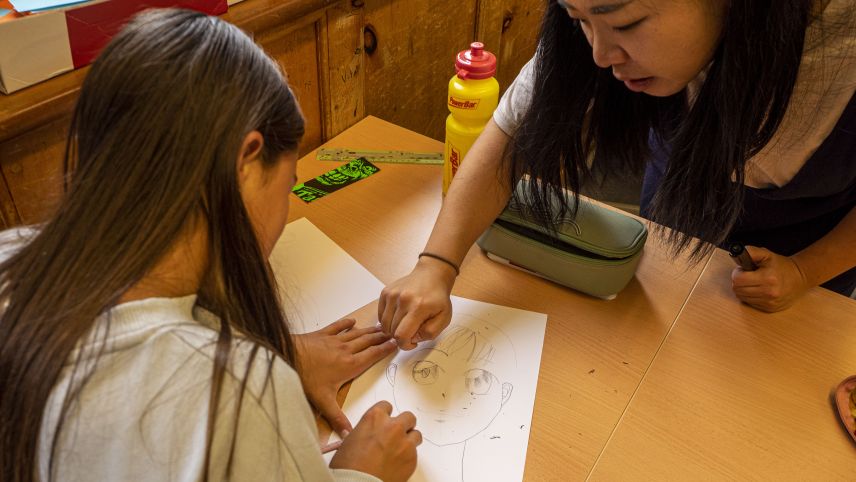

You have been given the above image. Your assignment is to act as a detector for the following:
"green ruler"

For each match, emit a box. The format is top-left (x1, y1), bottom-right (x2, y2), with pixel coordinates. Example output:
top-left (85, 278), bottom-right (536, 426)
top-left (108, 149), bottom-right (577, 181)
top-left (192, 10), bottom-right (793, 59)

top-left (316, 147), bottom-right (443, 165)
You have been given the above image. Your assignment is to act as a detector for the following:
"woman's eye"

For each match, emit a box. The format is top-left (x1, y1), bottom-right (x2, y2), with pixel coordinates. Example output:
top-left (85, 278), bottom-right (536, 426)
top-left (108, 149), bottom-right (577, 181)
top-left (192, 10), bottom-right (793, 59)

top-left (464, 369), bottom-right (494, 395)
top-left (614, 17), bottom-right (647, 32)
top-left (412, 361), bottom-right (442, 385)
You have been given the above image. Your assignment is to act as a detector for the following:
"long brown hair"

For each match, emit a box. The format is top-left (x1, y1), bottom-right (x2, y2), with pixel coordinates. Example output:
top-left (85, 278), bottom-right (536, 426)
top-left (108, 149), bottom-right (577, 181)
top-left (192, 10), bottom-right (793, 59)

top-left (507, 0), bottom-right (815, 260)
top-left (0, 9), bottom-right (304, 481)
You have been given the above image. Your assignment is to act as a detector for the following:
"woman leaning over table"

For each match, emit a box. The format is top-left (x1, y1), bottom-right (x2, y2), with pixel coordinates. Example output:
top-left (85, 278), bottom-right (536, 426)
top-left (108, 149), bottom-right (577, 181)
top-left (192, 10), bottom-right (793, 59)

top-left (380, 0), bottom-right (856, 350)
top-left (0, 9), bottom-right (420, 482)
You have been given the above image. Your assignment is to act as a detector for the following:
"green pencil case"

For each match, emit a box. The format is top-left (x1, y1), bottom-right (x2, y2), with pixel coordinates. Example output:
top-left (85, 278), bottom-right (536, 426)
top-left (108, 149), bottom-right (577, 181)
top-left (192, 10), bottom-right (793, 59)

top-left (476, 180), bottom-right (648, 299)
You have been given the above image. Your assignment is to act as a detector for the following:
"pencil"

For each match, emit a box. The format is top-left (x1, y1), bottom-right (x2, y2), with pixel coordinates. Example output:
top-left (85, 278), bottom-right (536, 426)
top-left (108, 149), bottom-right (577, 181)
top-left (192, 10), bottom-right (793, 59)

top-left (320, 440), bottom-right (342, 454)
top-left (728, 243), bottom-right (757, 271)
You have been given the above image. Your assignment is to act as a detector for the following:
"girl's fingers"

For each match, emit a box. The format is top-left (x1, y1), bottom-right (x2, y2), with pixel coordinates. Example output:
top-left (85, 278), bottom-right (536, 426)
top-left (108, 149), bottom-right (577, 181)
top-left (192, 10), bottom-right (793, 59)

top-left (315, 394), bottom-right (354, 437)
top-left (321, 317), bottom-right (356, 335)
top-left (370, 400), bottom-right (393, 416)
top-left (393, 410), bottom-right (417, 431)
top-left (352, 340), bottom-right (398, 374)
top-left (348, 330), bottom-right (391, 353)
top-left (338, 323), bottom-right (381, 342)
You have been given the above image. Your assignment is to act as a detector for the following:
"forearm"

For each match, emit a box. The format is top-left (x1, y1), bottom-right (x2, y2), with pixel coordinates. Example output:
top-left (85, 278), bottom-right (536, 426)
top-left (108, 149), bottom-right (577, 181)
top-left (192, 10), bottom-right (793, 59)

top-left (791, 206), bottom-right (856, 287)
top-left (422, 119), bottom-right (515, 266)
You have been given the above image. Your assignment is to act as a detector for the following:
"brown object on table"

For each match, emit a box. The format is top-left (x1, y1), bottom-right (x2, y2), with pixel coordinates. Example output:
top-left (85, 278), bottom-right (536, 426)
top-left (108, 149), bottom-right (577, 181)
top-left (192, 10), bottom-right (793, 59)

top-left (834, 375), bottom-right (856, 442)
top-left (851, 385), bottom-right (856, 415)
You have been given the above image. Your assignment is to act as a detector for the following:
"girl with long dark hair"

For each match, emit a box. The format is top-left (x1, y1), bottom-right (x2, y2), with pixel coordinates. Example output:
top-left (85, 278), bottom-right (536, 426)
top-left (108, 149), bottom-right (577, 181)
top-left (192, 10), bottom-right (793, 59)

top-left (0, 9), bottom-right (420, 482)
top-left (380, 0), bottom-right (855, 350)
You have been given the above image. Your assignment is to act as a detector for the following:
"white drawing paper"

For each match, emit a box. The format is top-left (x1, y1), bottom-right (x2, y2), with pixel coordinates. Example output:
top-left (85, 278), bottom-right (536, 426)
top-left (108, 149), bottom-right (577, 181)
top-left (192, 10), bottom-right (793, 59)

top-left (269, 217), bottom-right (385, 334)
top-left (337, 296), bottom-right (548, 481)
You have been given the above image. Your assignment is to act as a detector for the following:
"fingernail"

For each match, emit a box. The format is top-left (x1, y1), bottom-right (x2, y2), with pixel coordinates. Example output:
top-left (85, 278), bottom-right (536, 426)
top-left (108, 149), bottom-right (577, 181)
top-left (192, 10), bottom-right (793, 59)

top-left (389, 338), bottom-right (399, 346)
top-left (375, 322), bottom-right (383, 330)
top-left (341, 429), bottom-right (350, 439)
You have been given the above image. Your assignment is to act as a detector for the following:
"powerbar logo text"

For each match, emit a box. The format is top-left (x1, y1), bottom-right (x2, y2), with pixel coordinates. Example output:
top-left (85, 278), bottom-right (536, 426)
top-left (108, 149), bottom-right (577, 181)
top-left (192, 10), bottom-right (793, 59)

top-left (448, 96), bottom-right (480, 109)
top-left (449, 147), bottom-right (461, 176)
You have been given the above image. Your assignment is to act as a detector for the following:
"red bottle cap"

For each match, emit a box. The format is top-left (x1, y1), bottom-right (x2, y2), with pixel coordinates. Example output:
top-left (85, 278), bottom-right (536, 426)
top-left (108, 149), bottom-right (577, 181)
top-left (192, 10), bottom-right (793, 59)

top-left (455, 42), bottom-right (496, 80)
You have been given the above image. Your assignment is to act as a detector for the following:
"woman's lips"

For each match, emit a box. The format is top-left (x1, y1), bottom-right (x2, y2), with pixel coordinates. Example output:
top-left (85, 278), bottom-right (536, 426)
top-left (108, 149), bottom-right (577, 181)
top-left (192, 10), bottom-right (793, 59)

top-left (622, 77), bottom-right (654, 92)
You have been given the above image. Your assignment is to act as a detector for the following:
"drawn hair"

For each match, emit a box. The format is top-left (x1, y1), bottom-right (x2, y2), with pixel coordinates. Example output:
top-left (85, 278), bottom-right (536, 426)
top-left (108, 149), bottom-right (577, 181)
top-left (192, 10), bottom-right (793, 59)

top-left (434, 326), bottom-right (497, 365)
top-left (507, 0), bottom-right (817, 260)
top-left (0, 9), bottom-right (303, 482)
top-left (427, 317), bottom-right (517, 375)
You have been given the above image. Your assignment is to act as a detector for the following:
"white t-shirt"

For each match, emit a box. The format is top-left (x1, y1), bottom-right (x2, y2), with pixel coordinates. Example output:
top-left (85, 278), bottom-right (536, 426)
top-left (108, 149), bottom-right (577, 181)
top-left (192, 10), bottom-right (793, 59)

top-left (492, 56), bottom-right (535, 138)
top-left (0, 230), bottom-right (377, 482)
top-left (35, 295), bottom-right (378, 482)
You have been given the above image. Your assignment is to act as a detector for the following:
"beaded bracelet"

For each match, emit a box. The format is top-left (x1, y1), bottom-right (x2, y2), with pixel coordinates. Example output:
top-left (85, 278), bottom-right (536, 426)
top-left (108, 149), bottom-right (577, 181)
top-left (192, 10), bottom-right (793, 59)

top-left (418, 252), bottom-right (460, 276)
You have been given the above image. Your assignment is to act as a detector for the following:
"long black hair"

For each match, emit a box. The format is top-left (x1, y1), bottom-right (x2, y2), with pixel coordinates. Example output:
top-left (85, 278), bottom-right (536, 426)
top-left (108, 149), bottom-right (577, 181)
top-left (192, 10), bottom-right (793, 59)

top-left (508, 0), bottom-right (812, 260)
top-left (0, 9), bottom-right (304, 482)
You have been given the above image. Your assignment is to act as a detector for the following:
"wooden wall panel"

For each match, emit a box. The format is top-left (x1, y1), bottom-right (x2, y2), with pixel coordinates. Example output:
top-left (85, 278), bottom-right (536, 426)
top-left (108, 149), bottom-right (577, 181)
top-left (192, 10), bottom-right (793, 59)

top-left (476, 0), bottom-right (544, 93)
top-left (0, 116), bottom-right (69, 224)
top-left (257, 20), bottom-right (325, 156)
top-left (361, 0), bottom-right (542, 142)
top-left (321, 2), bottom-right (366, 138)
top-left (0, 16), bottom-right (333, 226)
top-left (363, 0), bottom-right (480, 141)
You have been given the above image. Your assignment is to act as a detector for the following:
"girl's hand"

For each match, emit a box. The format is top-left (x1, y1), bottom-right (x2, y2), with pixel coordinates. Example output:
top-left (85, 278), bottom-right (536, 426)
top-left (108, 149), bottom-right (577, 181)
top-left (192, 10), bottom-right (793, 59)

top-left (378, 258), bottom-right (456, 350)
top-left (329, 401), bottom-right (421, 482)
top-left (293, 318), bottom-right (398, 436)
top-left (731, 246), bottom-right (810, 312)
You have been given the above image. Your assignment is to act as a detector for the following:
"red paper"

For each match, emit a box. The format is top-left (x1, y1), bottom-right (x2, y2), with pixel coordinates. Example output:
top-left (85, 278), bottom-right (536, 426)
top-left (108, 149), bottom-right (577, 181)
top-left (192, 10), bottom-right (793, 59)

top-left (65, 0), bottom-right (227, 67)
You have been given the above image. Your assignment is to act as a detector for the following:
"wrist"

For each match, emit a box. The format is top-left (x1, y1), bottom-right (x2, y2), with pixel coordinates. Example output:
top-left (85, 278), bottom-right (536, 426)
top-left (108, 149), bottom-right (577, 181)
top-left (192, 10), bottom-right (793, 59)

top-left (415, 253), bottom-right (458, 288)
top-left (789, 253), bottom-right (813, 288)
top-left (418, 251), bottom-right (460, 275)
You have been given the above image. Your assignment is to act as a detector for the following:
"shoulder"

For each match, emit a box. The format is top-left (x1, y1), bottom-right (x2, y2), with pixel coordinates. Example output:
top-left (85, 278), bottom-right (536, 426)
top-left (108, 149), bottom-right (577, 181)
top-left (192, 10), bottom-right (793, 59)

top-left (494, 55), bottom-right (538, 135)
top-left (746, 0), bottom-right (855, 188)
top-left (801, 0), bottom-right (855, 86)
top-left (104, 302), bottom-right (333, 479)
top-left (509, 55), bottom-right (537, 92)
top-left (167, 305), bottom-right (306, 406)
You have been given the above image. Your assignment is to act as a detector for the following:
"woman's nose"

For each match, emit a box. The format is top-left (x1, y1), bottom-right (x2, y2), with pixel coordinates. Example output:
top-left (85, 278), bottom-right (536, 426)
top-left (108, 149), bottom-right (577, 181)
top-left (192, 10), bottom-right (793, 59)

top-left (591, 33), bottom-right (628, 69)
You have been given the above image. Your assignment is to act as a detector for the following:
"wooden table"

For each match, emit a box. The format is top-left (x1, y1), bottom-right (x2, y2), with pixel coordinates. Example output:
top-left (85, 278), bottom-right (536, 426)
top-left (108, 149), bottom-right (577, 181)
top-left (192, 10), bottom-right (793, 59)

top-left (588, 251), bottom-right (856, 480)
top-left (289, 116), bottom-right (856, 480)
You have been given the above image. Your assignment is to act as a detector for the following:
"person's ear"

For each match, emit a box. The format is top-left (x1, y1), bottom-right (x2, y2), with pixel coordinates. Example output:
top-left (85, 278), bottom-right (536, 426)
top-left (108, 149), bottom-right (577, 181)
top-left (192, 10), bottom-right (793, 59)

top-left (237, 130), bottom-right (265, 185)
top-left (386, 364), bottom-right (398, 386)
top-left (501, 382), bottom-right (513, 405)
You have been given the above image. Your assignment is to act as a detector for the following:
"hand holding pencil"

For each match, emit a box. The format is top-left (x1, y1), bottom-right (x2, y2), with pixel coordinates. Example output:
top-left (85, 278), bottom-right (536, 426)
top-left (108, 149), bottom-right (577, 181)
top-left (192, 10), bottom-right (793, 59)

top-left (729, 244), bottom-right (810, 312)
top-left (328, 401), bottom-right (421, 482)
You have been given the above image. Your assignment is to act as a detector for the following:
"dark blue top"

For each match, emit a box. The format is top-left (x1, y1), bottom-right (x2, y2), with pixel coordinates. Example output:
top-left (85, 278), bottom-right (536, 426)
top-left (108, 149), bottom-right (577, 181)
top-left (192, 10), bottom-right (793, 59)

top-left (640, 91), bottom-right (856, 296)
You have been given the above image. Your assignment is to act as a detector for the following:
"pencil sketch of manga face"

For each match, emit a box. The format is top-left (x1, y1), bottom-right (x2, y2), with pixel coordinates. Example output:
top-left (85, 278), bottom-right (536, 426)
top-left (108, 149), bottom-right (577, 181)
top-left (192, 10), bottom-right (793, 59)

top-left (386, 314), bottom-right (515, 446)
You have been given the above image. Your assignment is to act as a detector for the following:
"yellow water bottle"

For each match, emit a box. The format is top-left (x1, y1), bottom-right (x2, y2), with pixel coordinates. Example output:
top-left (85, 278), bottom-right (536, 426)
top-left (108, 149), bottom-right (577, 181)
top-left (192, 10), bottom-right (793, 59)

top-left (443, 42), bottom-right (499, 195)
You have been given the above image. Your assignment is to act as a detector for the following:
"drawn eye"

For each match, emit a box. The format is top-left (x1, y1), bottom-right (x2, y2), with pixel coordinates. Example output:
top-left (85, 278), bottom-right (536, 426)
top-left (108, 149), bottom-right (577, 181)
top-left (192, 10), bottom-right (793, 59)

top-left (465, 369), bottom-right (494, 395)
top-left (412, 360), bottom-right (442, 385)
